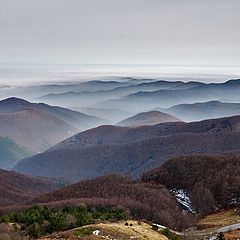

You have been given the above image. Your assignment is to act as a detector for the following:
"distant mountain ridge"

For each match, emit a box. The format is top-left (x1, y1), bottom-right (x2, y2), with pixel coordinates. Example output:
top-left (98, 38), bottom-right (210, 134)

top-left (0, 97), bottom-right (105, 130)
top-left (0, 108), bottom-right (77, 153)
top-left (0, 79), bottom-right (137, 100)
top-left (4, 78), bottom-right (240, 123)
top-left (159, 101), bottom-right (240, 122)
top-left (14, 115), bottom-right (240, 182)
top-left (93, 79), bottom-right (240, 112)
top-left (117, 110), bottom-right (182, 127)
top-left (0, 97), bottom-right (105, 169)
top-left (38, 79), bottom-right (207, 108)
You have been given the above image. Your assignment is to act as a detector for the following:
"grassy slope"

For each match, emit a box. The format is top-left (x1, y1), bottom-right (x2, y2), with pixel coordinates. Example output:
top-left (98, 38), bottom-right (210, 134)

top-left (197, 209), bottom-right (240, 229)
top-left (224, 229), bottom-right (240, 240)
top-left (181, 209), bottom-right (240, 239)
top-left (0, 137), bottom-right (31, 169)
top-left (39, 221), bottom-right (168, 240)
top-left (0, 224), bottom-right (28, 240)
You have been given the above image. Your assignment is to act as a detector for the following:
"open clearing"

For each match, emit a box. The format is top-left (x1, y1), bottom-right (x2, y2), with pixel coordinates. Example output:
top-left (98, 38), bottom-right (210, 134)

top-left (39, 221), bottom-right (168, 240)
top-left (197, 209), bottom-right (240, 229)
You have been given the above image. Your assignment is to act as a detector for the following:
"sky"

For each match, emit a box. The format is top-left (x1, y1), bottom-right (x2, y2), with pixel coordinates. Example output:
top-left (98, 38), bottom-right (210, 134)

top-left (0, 0), bottom-right (240, 66)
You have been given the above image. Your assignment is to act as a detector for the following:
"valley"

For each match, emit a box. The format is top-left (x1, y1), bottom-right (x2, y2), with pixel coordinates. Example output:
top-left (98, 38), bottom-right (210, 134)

top-left (1, 1), bottom-right (240, 238)
top-left (1, 78), bottom-right (240, 239)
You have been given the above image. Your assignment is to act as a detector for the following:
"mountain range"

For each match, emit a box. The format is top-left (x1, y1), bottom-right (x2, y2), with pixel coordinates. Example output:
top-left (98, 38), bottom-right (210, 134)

top-left (2, 153), bottom-right (240, 230)
top-left (4, 78), bottom-right (240, 123)
top-left (0, 97), bottom-right (106, 169)
top-left (0, 80), bottom-right (137, 101)
top-left (159, 101), bottom-right (240, 122)
top-left (38, 80), bottom-right (204, 108)
top-left (2, 78), bottom-right (240, 238)
top-left (13, 114), bottom-right (240, 182)
top-left (0, 97), bottom-right (105, 130)
top-left (93, 79), bottom-right (240, 113)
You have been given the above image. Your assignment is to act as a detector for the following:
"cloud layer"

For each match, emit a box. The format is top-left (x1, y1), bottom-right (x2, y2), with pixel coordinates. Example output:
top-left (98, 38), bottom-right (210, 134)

top-left (0, 0), bottom-right (239, 65)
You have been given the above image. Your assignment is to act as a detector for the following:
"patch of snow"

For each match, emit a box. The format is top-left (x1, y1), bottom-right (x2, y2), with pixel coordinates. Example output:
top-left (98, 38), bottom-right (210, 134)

top-left (229, 197), bottom-right (238, 205)
top-left (152, 223), bottom-right (167, 229)
top-left (93, 229), bottom-right (100, 235)
top-left (171, 189), bottom-right (196, 214)
top-left (204, 236), bottom-right (217, 240)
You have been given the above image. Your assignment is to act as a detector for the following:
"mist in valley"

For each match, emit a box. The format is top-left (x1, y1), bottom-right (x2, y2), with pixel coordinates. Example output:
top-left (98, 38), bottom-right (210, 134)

top-left (1, 0), bottom-right (240, 238)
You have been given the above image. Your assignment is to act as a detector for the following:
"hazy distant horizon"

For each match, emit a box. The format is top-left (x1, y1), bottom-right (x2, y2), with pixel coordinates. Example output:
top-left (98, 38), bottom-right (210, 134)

top-left (1, 63), bottom-right (240, 86)
top-left (1, 1), bottom-right (239, 86)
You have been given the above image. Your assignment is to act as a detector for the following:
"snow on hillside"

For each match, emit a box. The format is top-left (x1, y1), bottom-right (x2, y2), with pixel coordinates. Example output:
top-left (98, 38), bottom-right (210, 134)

top-left (171, 189), bottom-right (196, 214)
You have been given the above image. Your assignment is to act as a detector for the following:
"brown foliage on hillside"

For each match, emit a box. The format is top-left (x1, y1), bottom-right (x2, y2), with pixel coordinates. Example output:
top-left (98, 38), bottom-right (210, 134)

top-left (4, 175), bottom-right (194, 230)
top-left (14, 115), bottom-right (240, 183)
top-left (142, 154), bottom-right (240, 216)
top-left (0, 169), bottom-right (59, 207)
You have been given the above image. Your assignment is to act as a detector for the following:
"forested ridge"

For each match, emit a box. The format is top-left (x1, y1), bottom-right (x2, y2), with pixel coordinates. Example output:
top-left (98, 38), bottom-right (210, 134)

top-left (142, 154), bottom-right (240, 216)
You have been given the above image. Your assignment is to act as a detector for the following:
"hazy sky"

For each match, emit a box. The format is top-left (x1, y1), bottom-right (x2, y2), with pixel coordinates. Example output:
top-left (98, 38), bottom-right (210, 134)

top-left (0, 0), bottom-right (240, 66)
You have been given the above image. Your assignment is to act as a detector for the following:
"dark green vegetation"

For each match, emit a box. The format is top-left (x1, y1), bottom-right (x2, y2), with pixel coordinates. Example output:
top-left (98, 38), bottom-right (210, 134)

top-left (3, 79), bottom-right (240, 239)
top-left (160, 228), bottom-right (179, 240)
top-left (73, 227), bottom-right (95, 237)
top-left (0, 174), bottom-right (193, 231)
top-left (27, 174), bottom-right (193, 230)
top-left (2, 154), bottom-right (240, 234)
top-left (0, 205), bottom-right (126, 238)
top-left (0, 137), bottom-right (31, 169)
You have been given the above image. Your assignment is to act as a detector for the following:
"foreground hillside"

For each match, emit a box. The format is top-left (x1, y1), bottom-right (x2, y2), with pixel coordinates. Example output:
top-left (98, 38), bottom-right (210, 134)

top-left (0, 174), bottom-right (193, 231)
top-left (26, 174), bottom-right (191, 230)
top-left (1, 154), bottom-right (240, 238)
top-left (0, 173), bottom-right (192, 238)
top-left (26, 155), bottom-right (240, 221)
top-left (143, 155), bottom-right (240, 216)
top-left (39, 221), bottom-right (168, 240)
top-left (116, 110), bottom-right (182, 127)
top-left (0, 169), bottom-right (59, 207)
top-left (14, 115), bottom-right (240, 182)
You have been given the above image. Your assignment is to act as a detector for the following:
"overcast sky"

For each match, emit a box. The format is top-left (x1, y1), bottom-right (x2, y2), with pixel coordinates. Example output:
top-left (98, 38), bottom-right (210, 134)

top-left (0, 0), bottom-right (239, 66)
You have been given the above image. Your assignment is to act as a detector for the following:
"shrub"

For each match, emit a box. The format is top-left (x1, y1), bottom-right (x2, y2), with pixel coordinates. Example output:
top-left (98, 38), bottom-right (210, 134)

top-left (0, 205), bottom-right (126, 238)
